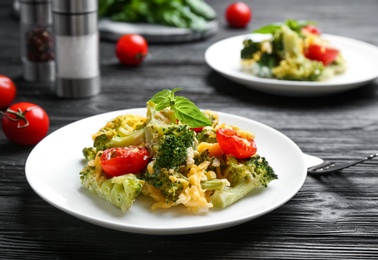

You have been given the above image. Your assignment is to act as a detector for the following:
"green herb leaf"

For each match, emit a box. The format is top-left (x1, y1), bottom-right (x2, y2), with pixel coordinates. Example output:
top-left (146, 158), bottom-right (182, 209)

top-left (173, 96), bottom-right (212, 128)
top-left (149, 88), bottom-right (211, 128)
top-left (253, 19), bottom-right (316, 35)
top-left (150, 89), bottom-right (171, 111)
top-left (285, 19), bottom-right (315, 33)
top-left (253, 23), bottom-right (282, 34)
top-left (150, 88), bottom-right (178, 111)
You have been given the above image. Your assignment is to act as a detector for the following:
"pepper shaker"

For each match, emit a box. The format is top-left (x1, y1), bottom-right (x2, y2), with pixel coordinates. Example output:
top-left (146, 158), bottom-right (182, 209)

top-left (20, 0), bottom-right (55, 82)
top-left (52, 0), bottom-right (100, 98)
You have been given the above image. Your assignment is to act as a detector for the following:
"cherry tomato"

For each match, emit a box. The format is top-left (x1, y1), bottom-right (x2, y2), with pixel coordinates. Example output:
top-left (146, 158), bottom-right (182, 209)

top-left (176, 119), bottom-right (204, 133)
top-left (225, 2), bottom-right (252, 28)
top-left (216, 128), bottom-right (257, 159)
top-left (191, 127), bottom-right (204, 133)
top-left (115, 34), bottom-right (148, 66)
top-left (305, 43), bottom-right (339, 66)
top-left (0, 75), bottom-right (16, 109)
top-left (301, 25), bottom-right (321, 35)
top-left (1, 102), bottom-right (49, 145)
top-left (100, 147), bottom-right (150, 177)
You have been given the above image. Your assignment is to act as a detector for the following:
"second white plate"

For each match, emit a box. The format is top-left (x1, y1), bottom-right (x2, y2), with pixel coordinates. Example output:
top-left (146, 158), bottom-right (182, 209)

top-left (205, 34), bottom-right (378, 97)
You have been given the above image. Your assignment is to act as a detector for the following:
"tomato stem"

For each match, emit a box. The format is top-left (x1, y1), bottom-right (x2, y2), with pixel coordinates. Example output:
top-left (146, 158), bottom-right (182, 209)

top-left (0, 106), bottom-right (37, 128)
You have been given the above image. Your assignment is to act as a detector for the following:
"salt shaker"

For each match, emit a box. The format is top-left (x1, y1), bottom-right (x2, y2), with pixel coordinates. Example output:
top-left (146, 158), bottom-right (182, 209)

top-left (20, 0), bottom-right (55, 82)
top-left (52, 0), bottom-right (100, 98)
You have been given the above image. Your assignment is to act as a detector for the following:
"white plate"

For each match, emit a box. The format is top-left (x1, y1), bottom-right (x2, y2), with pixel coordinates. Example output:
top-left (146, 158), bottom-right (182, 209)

top-left (205, 34), bottom-right (378, 97)
top-left (25, 108), bottom-right (306, 235)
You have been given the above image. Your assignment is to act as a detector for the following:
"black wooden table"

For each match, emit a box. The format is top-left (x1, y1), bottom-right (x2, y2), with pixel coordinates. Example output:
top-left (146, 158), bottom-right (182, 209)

top-left (1, 0), bottom-right (378, 259)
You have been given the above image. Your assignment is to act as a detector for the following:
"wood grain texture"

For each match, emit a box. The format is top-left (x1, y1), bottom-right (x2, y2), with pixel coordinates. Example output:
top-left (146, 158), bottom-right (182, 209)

top-left (1, 0), bottom-right (378, 259)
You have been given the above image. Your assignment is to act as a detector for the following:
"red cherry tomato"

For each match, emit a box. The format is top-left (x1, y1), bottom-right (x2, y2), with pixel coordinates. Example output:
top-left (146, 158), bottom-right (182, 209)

top-left (100, 147), bottom-right (150, 177)
top-left (305, 43), bottom-right (339, 66)
top-left (1, 102), bottom-right (49, 145)
top-left (301, 25), bottom-right (321, 35)
top-left (115, 34), bottom-right (148, 66)
top-left (0, 75), bottom-right (16, 109)
top-left (176, 119), bottom-right (204, 133)
top-left (216, 128), bottom-right (257, 159)
top-left (225, 2), bottom-right (252, 28)
top-left (191, 127), bottom-right (204, 133)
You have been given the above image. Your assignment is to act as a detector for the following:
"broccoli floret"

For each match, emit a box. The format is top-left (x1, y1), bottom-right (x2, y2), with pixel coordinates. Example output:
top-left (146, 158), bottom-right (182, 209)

top-left (201, 179), bottom-right (229, 191)
top-left (144, 100), bottom-right (177, 157)
top-left (143, 123), bottom-right (196, 203)
top-left (154, 125), bottom-right (195, 170)
top-left (193, 150), bottom-right (230, 191)
top-left (211, 155), bottom-right (277, 208)
top-left (141, 101), bottom-right (197, 202)
top-left (93, 128), bottom-right (146, 151)
top-left (196, 127), bottom-right (217, 143)
top-left (194, 110), bottom-right (218, 143)
top-left (194, 149), bottom-right (212, 165)
top-left (92, 114), bottom-right (147, 151)
top-left (241, 39), bottom-right (261, 60)
top-left (272, 56), bottom-right (324, 81)
top-left (82, 147), bottom-right (97, 160)
top-left (80, 165), bottom-right (144, 212)
top-left (271, 31), bottom-right (284, 58)
top-left (257, 52), bottom-right (280, 69)
top-left (144, 167), bottom-right (188, 202)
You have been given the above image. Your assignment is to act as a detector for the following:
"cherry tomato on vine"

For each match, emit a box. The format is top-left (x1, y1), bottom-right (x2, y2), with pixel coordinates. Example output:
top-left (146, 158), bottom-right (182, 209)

top-left (0, 75), bottom-right (16, 109)
top-left (100, 147), bottom-right (150, 177)
top-left (225, 2), bottom-right (252, 28)
top-left (115, 34), bottom-right (148, 66)
top-left (1, 102), bottom-right (49, 145)
top-left (305, 43), bottom-right (339, 66)
top-left (216, 128), bottom-right (257, 159)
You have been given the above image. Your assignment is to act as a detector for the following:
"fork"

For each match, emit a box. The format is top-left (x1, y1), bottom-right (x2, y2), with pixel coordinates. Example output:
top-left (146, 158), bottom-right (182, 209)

top-left (307, 153), bottom-right (378, 175)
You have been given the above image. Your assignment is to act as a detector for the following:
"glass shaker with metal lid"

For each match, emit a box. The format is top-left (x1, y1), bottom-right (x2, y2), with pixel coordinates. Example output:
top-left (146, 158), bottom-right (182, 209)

top-left (20, 0), bottom-right (55, 82)
top-left (52, 0), bottom-right (100, 98)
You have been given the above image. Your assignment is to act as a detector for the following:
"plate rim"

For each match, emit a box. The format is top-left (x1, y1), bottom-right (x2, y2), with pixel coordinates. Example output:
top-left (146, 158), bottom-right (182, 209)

top-left (25, 108), bottom-right (307, 235)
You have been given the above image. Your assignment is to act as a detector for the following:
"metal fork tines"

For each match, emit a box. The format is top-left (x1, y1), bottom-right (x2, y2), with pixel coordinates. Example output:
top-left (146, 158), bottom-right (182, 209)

top-left (307, 153), bottom-right (378, 175)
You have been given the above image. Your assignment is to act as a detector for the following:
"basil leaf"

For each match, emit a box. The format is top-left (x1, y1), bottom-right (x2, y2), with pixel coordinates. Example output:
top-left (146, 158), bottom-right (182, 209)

top-left (173, 96), bottom-right (211, 127)
top-left (253, 24), bottom-right (282, 34)
top-left (149, 88), bottom-right (211, 127)
top-left (150, 89), bottom-right (171, 110)
top-left (150, 88), bottom-right (181, 111)
top-left (285, 19), bottom-right (315, 33)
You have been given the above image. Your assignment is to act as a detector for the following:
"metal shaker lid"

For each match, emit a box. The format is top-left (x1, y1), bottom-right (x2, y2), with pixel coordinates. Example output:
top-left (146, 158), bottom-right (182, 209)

top-left (51, 0), bottom-right (97, 13)
top-left (20, 0), bottom-right (52, 25)
top-left (19, 0), bottom-right (50, 3)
